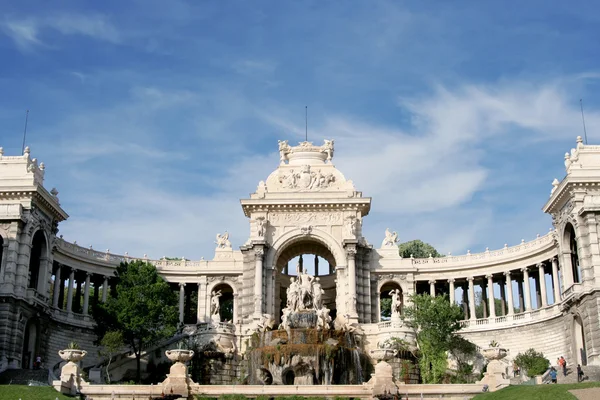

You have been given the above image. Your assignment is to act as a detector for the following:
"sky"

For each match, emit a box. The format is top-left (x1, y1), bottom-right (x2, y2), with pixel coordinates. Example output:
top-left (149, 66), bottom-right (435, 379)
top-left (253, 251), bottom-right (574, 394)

top-left (1, 0), bottom-right (600, 260)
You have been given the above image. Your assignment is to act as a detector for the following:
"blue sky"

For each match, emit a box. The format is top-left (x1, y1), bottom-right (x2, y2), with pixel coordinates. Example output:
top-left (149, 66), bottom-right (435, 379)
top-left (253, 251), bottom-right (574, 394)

top-left (1, 0), bottom-right (600, 260)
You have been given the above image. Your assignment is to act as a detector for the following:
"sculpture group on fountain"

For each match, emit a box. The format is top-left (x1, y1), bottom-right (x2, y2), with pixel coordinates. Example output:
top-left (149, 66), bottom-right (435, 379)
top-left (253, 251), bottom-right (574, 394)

top-left (279, 263), bottom-right (332, 332)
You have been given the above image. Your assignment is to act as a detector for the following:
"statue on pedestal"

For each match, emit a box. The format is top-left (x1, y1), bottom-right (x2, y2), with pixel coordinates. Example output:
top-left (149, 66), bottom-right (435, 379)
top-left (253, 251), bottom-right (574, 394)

top-left (381, 228), bottom-right (398, 248)
top-left (210, 290), bottom-right (222, 323)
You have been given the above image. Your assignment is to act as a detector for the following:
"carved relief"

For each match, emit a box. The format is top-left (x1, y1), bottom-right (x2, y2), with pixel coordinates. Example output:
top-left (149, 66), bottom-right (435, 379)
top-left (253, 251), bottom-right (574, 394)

top-left (300, 225), bottom-right (313, 235)
top-left (278, 165), bottom-right (336, 191)
top-left (269, 211), bottom-right (342, 225)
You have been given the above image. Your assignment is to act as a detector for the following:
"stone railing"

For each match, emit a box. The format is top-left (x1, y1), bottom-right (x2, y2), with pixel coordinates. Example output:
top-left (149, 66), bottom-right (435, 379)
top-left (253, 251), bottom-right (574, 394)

top-left (51, 308), bottom-right (94, 328)
top-left (409, 231), bottom-right (556, 268)
top-left (562, 283), bottom-right (583, 300)
top-left (459, 304), bottom-right (561, 331)
top-left (377, 320), bottom-right (404, 330)
top-left (25, 288), bottom-right (48, 307)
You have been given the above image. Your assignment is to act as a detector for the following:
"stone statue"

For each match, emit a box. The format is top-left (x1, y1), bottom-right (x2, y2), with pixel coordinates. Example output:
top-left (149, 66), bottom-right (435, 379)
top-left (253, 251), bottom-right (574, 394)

top-left (210, 290), bottom-right (222, 323)
top-left (256, 217), bottom-right (266, 237)
top-left (389, 289), bottom-right (402, 318)
top-left (258, 313), bottom-right (275, 332)
top-left (287, 277), bottom-right (300, 312)
top-left (296, 263), bottom-right (314, 310)
top-left (381, 228), bottom-right (398, 247)
top-left (312, 277), bottom-right (324, 310)
top-left (322, 139), bottom-right (334, 162)
top-left (316, 307), bottom-right (332, 331)
top-left (347, 217), bottom-right (357, 236)
top-left (278, 140), bottom-right (291, 164)
top-left (215, 232), bottom-right (231, 249)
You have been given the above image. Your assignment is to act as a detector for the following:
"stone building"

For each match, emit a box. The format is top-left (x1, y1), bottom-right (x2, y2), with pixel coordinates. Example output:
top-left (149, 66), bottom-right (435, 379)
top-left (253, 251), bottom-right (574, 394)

top-left (0, 137), bottom-right (597, 379)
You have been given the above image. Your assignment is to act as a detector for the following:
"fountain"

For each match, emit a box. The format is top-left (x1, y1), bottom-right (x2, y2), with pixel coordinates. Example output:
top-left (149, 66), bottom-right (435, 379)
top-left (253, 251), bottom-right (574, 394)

top-left (246, 267), bottom-right (369, 385)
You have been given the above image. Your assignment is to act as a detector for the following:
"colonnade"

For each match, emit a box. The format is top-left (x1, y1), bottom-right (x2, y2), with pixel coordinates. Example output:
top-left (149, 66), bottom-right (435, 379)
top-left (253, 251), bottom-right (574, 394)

top-left (176, 280), bottom-right (237, 325)
top-left (420, 258), bottom-right (561, 320)
top-left (51, 263), bottom-right (112, 316)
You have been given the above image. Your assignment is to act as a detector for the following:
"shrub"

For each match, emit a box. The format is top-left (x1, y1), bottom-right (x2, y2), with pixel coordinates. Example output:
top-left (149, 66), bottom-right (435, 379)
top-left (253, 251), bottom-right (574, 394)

top-left (514, 348), bottom-right (550, 376)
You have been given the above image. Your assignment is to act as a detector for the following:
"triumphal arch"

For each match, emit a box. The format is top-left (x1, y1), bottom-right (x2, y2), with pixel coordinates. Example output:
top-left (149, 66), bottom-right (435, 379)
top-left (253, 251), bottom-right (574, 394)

top-left (2, 136), bottom-right (600, 387)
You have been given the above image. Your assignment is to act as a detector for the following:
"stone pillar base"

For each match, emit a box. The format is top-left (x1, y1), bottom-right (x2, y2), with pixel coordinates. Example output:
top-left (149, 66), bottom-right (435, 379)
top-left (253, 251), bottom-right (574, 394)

top-left (478, 360), bottom-right (510, 391)
top-left (368, 361), bottom-right (398, 398)
top-left (161, 362), bottom-right (192, 397)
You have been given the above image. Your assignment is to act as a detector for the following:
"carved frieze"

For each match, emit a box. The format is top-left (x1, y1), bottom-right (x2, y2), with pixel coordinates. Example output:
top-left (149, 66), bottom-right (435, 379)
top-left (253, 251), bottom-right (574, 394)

top-left (269, 211), bottom-right (343, 226)
top-left (278, 165), bottom-right (337, 191)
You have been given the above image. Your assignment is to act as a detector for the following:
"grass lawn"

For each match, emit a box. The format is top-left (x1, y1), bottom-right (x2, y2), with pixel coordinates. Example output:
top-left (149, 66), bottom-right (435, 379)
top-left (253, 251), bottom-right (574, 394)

top-left (472, 382), bottom-right (600, 399)
top-left (0, 385), bottom-right (77, 399)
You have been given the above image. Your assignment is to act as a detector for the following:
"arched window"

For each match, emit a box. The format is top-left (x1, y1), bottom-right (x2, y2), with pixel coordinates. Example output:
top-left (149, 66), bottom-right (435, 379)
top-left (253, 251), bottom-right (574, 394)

top-left (379, 281), bottom-right (403, 321)
top-left (565, 224), bottom-right (581, 284)
top-left (28, 231), bottom-right (47, 291)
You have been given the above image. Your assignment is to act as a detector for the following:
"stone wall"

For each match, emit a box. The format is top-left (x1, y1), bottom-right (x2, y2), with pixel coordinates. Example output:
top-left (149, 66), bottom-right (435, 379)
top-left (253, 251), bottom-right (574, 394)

top-left (460, 314), bottom-right (568, 366)
top-left (46, 321), bottom-right (100, 372)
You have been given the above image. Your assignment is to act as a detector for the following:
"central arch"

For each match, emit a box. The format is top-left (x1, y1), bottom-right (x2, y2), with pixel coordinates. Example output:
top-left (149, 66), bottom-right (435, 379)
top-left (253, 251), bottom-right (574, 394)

top-left (266, 228), bottom-right (345, 324)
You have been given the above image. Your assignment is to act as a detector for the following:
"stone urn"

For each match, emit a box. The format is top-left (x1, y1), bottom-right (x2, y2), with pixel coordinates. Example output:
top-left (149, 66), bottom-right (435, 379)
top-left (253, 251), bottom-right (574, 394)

top-left (58, 349), bottom-right (87, 363)
top-left (482, 347), bottom-right (508, 361)
top-left (370, 349), bottom-right (397, 362)
top-left (165, 349), bottom-right (195, 363)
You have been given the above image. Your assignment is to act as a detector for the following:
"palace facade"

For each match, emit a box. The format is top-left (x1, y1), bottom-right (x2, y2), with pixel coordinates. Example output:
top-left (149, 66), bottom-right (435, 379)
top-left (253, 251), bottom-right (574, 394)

top-left (0, 137), bottom-right (597, 380)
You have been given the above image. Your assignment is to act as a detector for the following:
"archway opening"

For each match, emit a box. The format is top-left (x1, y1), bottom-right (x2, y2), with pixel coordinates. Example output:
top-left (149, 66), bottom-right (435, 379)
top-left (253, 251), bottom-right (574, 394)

top-left (573, 316), bottom-right (587, 366)
top-left (28, 230), bottom-right (47, 292)
top-left (21, 318), bottom-right (39, 369)
top-left (211, 283), bottom-right (234, 323)
top-left (379, 281), bottom-right (403, 321)
top-left (274, 239), bottom-right (337, 324)
top-left (565, 224), bottom-right (582, 284)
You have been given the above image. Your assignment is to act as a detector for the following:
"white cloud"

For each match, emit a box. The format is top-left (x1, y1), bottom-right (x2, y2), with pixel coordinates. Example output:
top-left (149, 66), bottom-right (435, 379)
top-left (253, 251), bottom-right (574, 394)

top-left (1, 13), bottom-right (120, 50)
top-left (43, 78), bottom-right (599, 259)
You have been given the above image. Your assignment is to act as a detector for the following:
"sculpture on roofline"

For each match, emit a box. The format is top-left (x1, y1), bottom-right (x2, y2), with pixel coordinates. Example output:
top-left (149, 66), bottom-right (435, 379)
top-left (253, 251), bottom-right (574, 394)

top-left (215, 232), bottom-right (232, 249)
top-left (382, 228), bottom-right (398, 248)
top-left (278, 140), bottom-right (291, 164)
top-left (322, 139), bottom-right (334, 162)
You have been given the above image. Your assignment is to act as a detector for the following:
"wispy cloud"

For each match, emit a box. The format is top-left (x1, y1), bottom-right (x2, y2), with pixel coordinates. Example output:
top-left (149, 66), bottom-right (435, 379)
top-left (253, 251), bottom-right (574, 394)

top-left (1, 13), bottom-right (120, 50)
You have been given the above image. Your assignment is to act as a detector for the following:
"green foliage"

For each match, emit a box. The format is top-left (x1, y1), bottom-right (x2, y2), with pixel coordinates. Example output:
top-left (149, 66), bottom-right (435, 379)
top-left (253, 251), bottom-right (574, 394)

top-left (91, 260), bottom-right (179, 383)
top-left (67, 341), bottom-right (80, 349)
top-left (380, 297), bottom-right (392, 319)
top-left (514, 348), bottom-right (550, 376)
top-left (99, 330), bottom-right (124, 383)
top-left (0, 385), bottom-right (74, 400)
top-left (403, 293), bottom-right (468, 383)
top-left (398, 239), bottom-right (443, 258)
top-left (472, 381), bottom-right (600, 400)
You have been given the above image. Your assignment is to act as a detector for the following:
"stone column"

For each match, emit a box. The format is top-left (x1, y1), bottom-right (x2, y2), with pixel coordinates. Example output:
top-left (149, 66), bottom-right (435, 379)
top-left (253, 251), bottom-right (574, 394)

top-left (314, 255), bottom-right (319, 276)
top-left (504, 271), bottom-right (514, 315)
top-left (233, 293), bottom-right (239, 324)
top-left (561, 250), bottom-right (575, 289)
top-left (346, 246), bottom-right (358, 318)
top-left (66, 268), bottom-right (75, 314)
top-left (197, 276), bottom-right (207, 324)
top-left (254, 247), bottom-right (264, 318)
top-left (58, 274), bottom-right (66, 309)
top-left (517, 277), bottom-right (524, 313)
top-left (486, 274), bottom-right (496, 318)
top-left (448, 279), bottom-right (455, 304)
top-left (102, 276), bottom-right (108, 303)
top-left (468, 277), bottom-right (476, 320)
top-left (93, 277), bottom-right (99, 305)
top-left (462, 283), bottom-right (469, 320)
top-left (82, 273), bottom-right (91, 315)
top-left (52, 264), bottom-right (62, 308)
top-left (481, 278), bottom-right (488, 319)
top-left (429, 280), bottom-right (436, 297)
top-left (499, 277), bottom-right (506, 316)
top-left (537, 263), bottom-right (548, 307)
top-left (179, 283), bottom-right (185, 324)
top-left (551, 257), bottom-right (561, 303)
top-left (522, 267), bottom-right (532, 311)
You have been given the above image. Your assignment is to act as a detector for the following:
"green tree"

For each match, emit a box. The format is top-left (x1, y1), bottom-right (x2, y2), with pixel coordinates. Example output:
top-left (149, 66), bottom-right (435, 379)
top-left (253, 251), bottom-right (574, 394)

top-left (91, 261), bottom-right (179, 383)
top-left (403, 293), bottom-right (466, 383)
top-left (398, 240), bottom-right (443, 258)
top-left (380, 297), bottom-right (392, 320)
top-left (514, 348), bottom-right (550, 376)
top-left (99, 331), bottom-right (124, 383)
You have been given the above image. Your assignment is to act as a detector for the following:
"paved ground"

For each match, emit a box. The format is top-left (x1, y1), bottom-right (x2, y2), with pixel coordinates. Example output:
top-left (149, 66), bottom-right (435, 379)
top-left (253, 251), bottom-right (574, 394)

top-left (570, 387), bottom-right (600, 400)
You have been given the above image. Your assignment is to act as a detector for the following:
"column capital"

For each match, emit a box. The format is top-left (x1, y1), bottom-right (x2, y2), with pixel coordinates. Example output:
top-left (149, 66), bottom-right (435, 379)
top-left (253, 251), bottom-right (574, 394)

top-left (503, 270), bottom-right (512, 277)
top-left (550, 256), bottom-right (558, 263)
top-left (536, 262), bottom-right (545, 269)
top-left (179, 282), bottom-right (186, 288)
top-left (345, 246), bottom-right (357, 257)
top-left (254, 246), bottom-right (265, 258)
top-left (447, 278), bottom-right (455, 283)
top-left (85, 271), bottom-right (92, 278)
top-left (521, 267), bottom-right (529, 273)
top-left (70, 268), bottom-right (77, 275)
top-left (467, 276), bottom-right (474, 282)
top-left (485, 274), bottom-right (493, 280)
top-left (428, 279), bottom-right (436, 285)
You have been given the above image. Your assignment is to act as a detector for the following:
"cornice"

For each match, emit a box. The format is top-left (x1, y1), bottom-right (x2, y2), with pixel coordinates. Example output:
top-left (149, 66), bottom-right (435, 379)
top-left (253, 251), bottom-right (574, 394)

top-left (240, 198), bottom-right (372, 217)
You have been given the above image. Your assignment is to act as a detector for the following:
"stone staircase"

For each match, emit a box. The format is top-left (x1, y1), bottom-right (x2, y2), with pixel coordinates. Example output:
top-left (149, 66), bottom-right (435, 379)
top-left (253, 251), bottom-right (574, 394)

top-left (557, 365), bottom-right (600, 384)
top-left (0, 368), bottom-right (50, 385)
